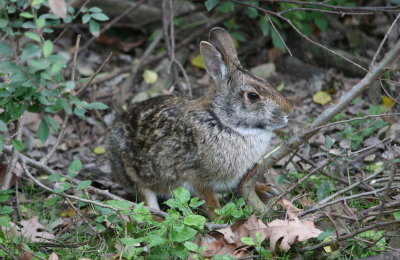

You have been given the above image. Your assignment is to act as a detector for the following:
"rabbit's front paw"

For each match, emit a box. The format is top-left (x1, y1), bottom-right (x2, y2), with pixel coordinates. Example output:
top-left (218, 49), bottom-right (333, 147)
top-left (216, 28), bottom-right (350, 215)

top-left (255, 182), bottom-right (280, 203)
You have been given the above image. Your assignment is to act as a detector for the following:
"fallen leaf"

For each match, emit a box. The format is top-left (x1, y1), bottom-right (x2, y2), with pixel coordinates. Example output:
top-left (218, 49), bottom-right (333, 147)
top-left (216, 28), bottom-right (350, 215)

top-left (382, 96), bottom-right (394, 107)
top-left (8, 216), bottom-right (55, 243)
top-left (49, 0), bottom-right (67, 19)
top-left (143, 69), bottom-right (158, 84)
top-left (191, 55), bottom-right (206, 69)
top-left (94, 146), bottom-right (106, 155)
top-left (313, 91), bottom-right (332, 105)
top-left (18, 244), bottom-right (33, 260)
top-left (48, 252), bottom-right (59, 260)
top-left (265, 216), bottom-right (323, 251)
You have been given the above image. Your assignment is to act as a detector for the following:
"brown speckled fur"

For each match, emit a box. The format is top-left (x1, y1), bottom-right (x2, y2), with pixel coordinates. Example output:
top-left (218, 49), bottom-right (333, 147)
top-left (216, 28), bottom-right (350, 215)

top-left (107, 28), bottom-right (292, 214)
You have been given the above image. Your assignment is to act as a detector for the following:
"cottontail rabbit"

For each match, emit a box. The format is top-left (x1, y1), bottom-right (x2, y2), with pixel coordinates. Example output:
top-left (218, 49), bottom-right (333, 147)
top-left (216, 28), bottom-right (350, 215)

top-left (107, 27), bottom-right (292, 215)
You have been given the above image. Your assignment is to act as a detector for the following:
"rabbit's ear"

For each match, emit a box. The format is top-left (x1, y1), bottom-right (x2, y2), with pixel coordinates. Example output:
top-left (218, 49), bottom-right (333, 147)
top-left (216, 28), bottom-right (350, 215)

top-left (200, 41), bottom-right (228, 81)
top-left (208, 27), bottom-right (240, 69)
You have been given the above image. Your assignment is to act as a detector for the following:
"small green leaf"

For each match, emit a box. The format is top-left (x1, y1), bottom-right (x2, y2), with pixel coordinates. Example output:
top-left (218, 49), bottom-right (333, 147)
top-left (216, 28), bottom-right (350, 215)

top-left (205, 0), bottom-right (219, 11)
top-left (20, 12), bottom-right (34, 19)
top-left (0, 18), bottom-right (9, 28)
top-left (68, 159), bottom-right (82, 178)
top-left (32, 0), bottom-right (44, 7)
top-left (0, 216), bottom-right (12, 228)
top-left (170, 225), bottom-right (197, 242)
top-left (36, 17), bottom-right (46, 28)
top-left (77, 180), bottom-right (92, 191)
top-left (82, 13), bottom-right (91, 24)
top-left (325, 136), bottom-right (334, 149)
top-left (86, 102), bottom-right (108, 110)
top-left (0, 120), bottom-right (7, 132)
top-left (90, 12), bottom-right (109, 21)
top-left (241, 236), bottom-right (255, 246)
top-left (173, 187), bottom-right (191, 203)
top-left (88, 7), bottom-right (102, 12)
top-left (184, 241), bottom-right (198, 252)
top-left (24, 32), bottom-right (41, 42)
top-left (105, 200), bottom-right (132, 210)
top-left (317, 181), bottom-right (331, 201)
top-left (12, 140), bottom-right (24, 152)
top-left (48, 173), bottom-right (62, 182)
top-left (37, 118), bottom-right (50, 142)
top-left (43, 40), bottom-right (53, 57)
top-left (271, 29), bottom-right (285, 51)
top-left (314, 16), bottom-right (328, 32)
top-left (74, 106), bottom-right (86, 118)
top-left (259, 16), bottom-right (270, 36)
top-left (393, 211), bottom-right (400, 220)
top-left (0, 135), bottom-right (4, 151)
top-left (89, 20), bottom-right (100, 37)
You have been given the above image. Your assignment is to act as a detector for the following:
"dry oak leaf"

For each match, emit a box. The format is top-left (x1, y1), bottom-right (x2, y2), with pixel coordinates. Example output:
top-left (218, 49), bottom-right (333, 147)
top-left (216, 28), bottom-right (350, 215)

top-left (265, 216), bottom-right (323, 252)
top-left (49, 0), bottom-right (67, 19)
top-left (9, 216), bottom-right (55, 243)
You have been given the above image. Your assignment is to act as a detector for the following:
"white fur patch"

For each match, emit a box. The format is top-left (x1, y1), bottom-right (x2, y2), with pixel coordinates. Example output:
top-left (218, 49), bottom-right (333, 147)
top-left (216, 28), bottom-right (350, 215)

top-left (143, 189), bottom-right (160, 210)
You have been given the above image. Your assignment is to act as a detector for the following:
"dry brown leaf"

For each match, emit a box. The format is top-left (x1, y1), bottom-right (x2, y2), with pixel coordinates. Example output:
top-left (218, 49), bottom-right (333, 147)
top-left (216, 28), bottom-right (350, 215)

top-left (18, 244), bottom-right (33, 260)
top-left (48, 252), bottom-right (59, 260)
top-left (278, 198), bottom-right (302, 218)
top-left (9, 216), bottom-right (55, 243)
top-left (49, 0), bottom-right (67, 19)
top-left (265, 216), bottom-right (323, 251)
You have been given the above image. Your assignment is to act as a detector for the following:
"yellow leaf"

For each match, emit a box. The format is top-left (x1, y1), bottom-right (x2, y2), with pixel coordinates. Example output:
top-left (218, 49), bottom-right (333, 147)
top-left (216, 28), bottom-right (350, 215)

top-left (324, 246), bottom-right (332, 253)
top-left (94, 146), bottom-right (106, 155)
top-left (143, 69), bottom-right (158, 84)
top-left (382, 96), bottom-right (394, 107)
top-left (190, 55), bottom-right (205, 69)
top-left (59, 206), bottom-right (77, 217)
top-left (313, 91), bottom-right (332, 105)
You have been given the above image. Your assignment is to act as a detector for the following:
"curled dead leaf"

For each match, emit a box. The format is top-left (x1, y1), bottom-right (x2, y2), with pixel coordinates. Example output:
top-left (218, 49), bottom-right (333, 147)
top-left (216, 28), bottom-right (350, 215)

top-left (49, 0), bottom-right (67, 19)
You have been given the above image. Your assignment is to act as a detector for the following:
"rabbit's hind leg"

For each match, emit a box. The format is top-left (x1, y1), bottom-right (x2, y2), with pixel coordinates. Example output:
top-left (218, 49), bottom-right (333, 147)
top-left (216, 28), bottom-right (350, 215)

top-left (197, 187), bottom-right (221, 219)
top-left (141, 188), bottom-right (160, 210)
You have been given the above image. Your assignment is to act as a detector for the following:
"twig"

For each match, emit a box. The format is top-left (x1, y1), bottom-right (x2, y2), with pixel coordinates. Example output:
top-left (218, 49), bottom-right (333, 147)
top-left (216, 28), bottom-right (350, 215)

top-left (75, 52), bottom-right (113, 96)
top-left (299, 219), bottom-right (400, 252)
top-left (1, 118), bottom-right (22, 190)
top-left (71, 35), bottom-right (81, 82)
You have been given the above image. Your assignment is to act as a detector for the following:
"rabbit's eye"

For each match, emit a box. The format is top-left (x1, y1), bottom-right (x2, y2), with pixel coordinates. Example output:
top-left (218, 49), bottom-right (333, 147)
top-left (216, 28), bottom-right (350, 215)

top-left (247, 92), bottom-right (260, 101)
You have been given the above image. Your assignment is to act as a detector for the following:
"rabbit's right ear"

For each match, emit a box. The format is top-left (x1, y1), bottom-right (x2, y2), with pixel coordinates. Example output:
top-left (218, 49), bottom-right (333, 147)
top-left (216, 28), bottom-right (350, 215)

top-left (200, 41), bottom-right (228, 81)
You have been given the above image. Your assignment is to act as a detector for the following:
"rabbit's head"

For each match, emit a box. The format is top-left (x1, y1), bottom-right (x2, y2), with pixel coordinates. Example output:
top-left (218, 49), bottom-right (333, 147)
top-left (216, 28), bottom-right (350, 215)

top-left (200, 27), bottom-right (292, 131)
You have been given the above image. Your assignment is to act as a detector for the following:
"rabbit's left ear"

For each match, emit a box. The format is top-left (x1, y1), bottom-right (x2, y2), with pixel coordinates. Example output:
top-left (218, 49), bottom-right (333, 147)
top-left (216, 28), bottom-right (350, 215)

top-left (208, 27), bottom-right (240, 70)
top-left (200, 41), bottom-right (228, 81)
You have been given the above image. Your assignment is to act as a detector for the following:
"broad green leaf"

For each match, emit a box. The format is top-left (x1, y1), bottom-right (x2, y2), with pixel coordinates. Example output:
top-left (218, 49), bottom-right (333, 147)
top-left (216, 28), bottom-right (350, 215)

top-left (45, 115), bottom-right (59, 131)
top-left (68, 159), bottom-right (82, 178)
top-left (314, 16), bottom-right (328, 32)
top-left (0, 42), bottom-right (13, 56)
top-left (77, 180), bottom-right (92, 191)
top-left (184, 241), bottom-right (198, 252)
top-left (271, 29), bottom-right (285, 51)
top-left (37, 118), bottom-right (50, 142)
top-left (36, 17), bottom-right (46, 28)
top-left (317, 181), bottom-right (331, 201)
top-left (89, 7), bottom-right (102, 12)
top-left (241, 236), bottom-right (255, 246)
top-left (0, 18), bottom-right (9, 28)
top-left (74, 106), bottom-right (86, 118)
top-left (0, 216), bottom-right (12, 228)
top-left (184, 214), bottom-right (206, 229)
top-left (170, 225), bottom-right (197, 242)
top-left (205, 0), bottom-right (219, 11)
top-left (43, 40), bottom-right (53, 57)
top-left (173, 187), bottom-right (191, 203)
top-left (32, 0), bottom-right (44, 7)
top-left (20, 44), bottom-right (41, 61)
top-left (12, 139), bottom-right (24, 151)
top-left (90, 12), bottom-right (109, 21)
top-left (20, 12), bottom-right (34, 19)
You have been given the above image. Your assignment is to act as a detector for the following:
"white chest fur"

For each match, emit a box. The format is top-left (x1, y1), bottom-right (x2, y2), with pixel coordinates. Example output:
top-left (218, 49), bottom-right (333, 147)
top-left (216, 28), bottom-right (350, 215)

top-left (201, 127), bottom-right (272, 192)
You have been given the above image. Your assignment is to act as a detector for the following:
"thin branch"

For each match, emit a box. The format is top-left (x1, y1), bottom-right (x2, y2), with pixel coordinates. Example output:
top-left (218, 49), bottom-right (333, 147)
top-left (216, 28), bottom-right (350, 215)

top-left (75, 52), bottom-right (113, 96)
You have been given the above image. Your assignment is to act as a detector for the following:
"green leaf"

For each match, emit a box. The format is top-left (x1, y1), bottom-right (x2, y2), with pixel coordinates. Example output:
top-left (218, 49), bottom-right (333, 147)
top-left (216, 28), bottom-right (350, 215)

top-left (317, 228), bottom-right (334, 241)
top-left (317, 181), bottom-right (331, 201)
top-left (184, 241), bottom-right (198, 252)
top-left (0, 18), bottom-right (9, 28)
top-left (89, 20), bottom-right (100, 36)
top-left (325, 136), bottom-right (334, 149)
top-left (45, 115), bottom-right (59, 131)
top-left (205, 0), bottom-right (219, 11)
top-left (241, 237), bottom-right (255, 246)
top-left (105, 200), bottom-right (132, 210)
top-left (20, 12), bottom-right (34, 19)
top-left (259, 16), bottom-right (270, 36)
top-left (184, 214), bottom-right (206, 229)
top-left (271, 28), bottom-right (285, 51)
top-left (170, 225), bottom-right (197, 242)
top-left (12, 139), bottom-right (24, 152)
top-left (0, 216), bottom-right (12, 228)
top-left (44, 196), bottom-right (60, 207)
top-left (0, 42), bottom-right (13, 57)
top-left (82, 13), bottom-right (91, 24)
top-left (77, 180), bottom-right (92, 191)
top-left (173, 187), bottom-right (191, 203)
top-left (32, 0), bottom-right (44, 7)
top-left (121, 237), bottom-right (143, 246)
top-left (246, 7), bottom-right (258, 18)
top-left (0, 120), bottom-right (7, 132)
top-left (90, 12), bottom-right (109, 21)
top-left (36, 17), bottom-right (46, 28)
top-left (43, 40), bottom-right (53, 57)
top-left (68, 159), bottom-right (82, 178)
top-left (74, 106), bottom-right (86, 118)
top-left (88, 7), bottom-right (102, 12)
top-left (86, 102), bottom-right (108, 110)
top-left (20, 44), bottom-right (41, 62)
top-left (24, 32), bottom-right (41, 42)
top-left (37, 118), bottom-right (50, 142)
top-left (393, 211), bottom-right (400, 220)
top-left (314, 16), bottom-right (328, 32)
top-left (48, 173), bottom-right (62, 182)
top-left (0, 135), bottom-right (4, 151)
top-left (216, 2), bottom-right (234, 14)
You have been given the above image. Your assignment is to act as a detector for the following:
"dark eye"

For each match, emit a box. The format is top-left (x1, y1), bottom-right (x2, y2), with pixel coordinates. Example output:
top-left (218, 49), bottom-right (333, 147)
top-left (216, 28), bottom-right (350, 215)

top-left (247, 92), bottom-right (260, 101)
